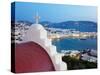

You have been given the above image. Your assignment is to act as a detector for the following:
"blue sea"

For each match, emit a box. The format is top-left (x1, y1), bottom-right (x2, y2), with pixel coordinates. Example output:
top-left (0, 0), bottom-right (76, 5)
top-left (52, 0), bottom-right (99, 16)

top-left (52, 38), bottom-right (97, 53)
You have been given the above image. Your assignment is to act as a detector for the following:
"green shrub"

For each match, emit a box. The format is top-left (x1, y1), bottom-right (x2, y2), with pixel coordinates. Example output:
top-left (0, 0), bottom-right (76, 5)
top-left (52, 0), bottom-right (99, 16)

top-left (62, 56), bottom-right (97, 70)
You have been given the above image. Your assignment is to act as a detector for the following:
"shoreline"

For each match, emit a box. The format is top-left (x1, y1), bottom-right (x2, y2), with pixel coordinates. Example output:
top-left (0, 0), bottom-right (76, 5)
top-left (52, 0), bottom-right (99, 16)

top-left (47, 32), bottom-right (97, 40)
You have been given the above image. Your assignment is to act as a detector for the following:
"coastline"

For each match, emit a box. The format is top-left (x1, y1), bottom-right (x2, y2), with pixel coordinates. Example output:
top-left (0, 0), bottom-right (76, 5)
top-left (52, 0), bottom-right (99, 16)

top-left (48, 32), bottom-right (97, 40)
top-left (49, 33), bottom-right (97, 63)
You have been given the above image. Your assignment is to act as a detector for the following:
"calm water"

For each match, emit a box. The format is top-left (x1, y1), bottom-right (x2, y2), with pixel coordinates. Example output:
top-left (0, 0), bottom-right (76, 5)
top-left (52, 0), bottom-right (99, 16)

top-left (52, 38), bottom-right (97, 53)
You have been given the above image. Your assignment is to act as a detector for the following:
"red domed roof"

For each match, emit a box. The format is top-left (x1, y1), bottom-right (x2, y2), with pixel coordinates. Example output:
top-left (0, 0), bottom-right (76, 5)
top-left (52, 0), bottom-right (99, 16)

top-left (14, 42), bottom-right (55, 73)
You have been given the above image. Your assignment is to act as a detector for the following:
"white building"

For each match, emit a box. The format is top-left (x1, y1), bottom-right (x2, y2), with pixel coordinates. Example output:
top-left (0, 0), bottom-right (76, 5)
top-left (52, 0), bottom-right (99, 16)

top-left (81, 53), bottom-right (97, 63)
top-left (23, 13), bottom-right (67, 71)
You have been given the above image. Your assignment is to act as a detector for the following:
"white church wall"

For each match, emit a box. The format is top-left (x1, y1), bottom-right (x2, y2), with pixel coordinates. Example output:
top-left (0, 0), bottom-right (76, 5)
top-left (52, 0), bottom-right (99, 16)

top-left (23, 23), bottom-right (67, 71)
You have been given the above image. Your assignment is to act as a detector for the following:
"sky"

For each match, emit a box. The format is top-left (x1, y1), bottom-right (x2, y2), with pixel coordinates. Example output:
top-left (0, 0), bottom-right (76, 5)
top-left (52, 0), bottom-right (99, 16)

top-left (12, 2), bottom-right (97, 23)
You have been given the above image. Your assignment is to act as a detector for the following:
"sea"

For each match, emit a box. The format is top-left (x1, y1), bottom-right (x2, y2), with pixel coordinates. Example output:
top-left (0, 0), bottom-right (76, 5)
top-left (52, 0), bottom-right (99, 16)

top-left (52, 38), bottom-right (97, 53)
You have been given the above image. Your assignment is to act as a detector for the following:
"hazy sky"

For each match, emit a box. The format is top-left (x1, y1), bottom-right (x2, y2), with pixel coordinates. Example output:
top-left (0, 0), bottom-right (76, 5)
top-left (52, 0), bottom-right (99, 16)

top-left (12, 2), bottom-right (97, 23)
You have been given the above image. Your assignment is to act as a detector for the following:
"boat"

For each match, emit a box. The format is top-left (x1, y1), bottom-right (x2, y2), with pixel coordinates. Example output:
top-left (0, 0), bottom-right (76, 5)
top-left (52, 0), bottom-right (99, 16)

top-left (80, 38), bottom-right (86, 40)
